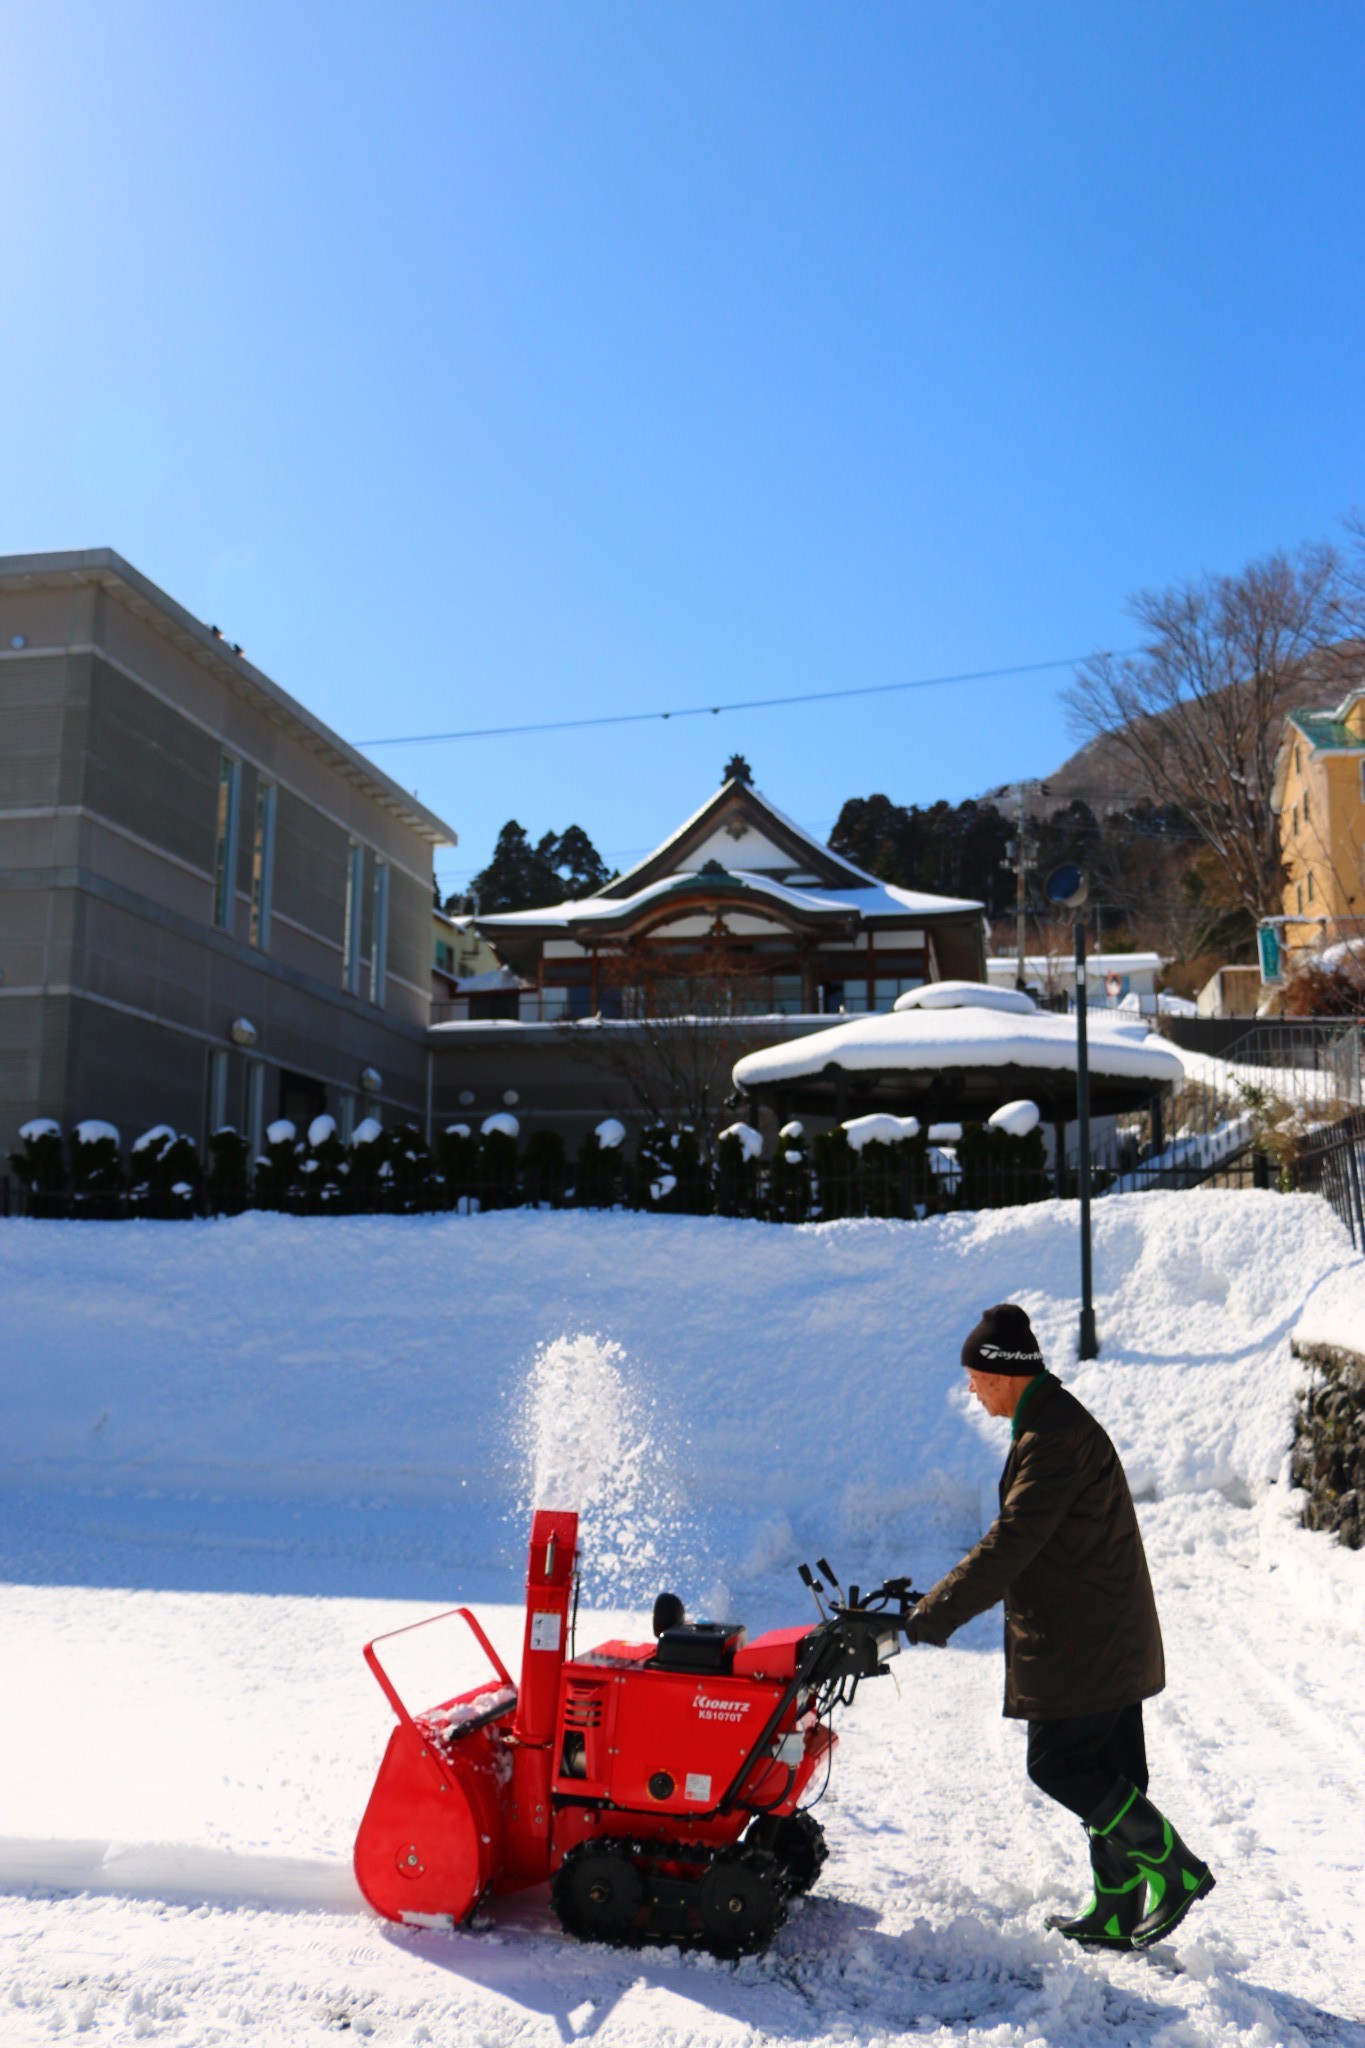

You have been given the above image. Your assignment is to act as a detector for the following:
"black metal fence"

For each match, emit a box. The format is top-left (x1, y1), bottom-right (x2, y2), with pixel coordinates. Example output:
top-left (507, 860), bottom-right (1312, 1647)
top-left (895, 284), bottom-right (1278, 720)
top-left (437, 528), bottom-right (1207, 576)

top-left (1293, 1109), bottom-right (1365, 1250)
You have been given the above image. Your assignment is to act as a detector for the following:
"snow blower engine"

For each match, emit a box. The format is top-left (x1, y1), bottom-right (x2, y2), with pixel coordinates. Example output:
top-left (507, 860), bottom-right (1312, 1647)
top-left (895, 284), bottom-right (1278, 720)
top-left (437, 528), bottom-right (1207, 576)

top-left (354, 1510), bottom-right (921, 1955)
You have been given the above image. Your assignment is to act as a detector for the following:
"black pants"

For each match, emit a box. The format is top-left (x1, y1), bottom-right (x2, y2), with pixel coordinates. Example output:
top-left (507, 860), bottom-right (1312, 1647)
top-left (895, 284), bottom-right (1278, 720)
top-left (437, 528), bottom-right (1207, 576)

top-left (1026, 1703), bottom-right (1148, 1823)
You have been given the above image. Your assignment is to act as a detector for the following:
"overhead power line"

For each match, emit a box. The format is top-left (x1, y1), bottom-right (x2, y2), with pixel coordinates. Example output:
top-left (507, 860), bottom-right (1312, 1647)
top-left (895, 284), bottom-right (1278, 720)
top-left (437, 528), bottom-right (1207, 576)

top-left (352, 649), bottom-right (1135, 750)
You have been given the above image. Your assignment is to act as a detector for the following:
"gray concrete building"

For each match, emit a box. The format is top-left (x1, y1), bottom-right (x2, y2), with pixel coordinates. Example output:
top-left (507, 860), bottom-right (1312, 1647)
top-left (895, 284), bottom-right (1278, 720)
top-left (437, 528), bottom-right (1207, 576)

top-left (0, 549), bottom-right (456, 1160)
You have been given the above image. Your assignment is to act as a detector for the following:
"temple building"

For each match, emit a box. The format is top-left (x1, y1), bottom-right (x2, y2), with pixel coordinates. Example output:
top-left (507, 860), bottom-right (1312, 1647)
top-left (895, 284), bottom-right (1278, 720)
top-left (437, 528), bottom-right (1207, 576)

top-left (429, 777), bottom-right (986, 1148)
top-left (471, 776), bottom-right (986, 1021)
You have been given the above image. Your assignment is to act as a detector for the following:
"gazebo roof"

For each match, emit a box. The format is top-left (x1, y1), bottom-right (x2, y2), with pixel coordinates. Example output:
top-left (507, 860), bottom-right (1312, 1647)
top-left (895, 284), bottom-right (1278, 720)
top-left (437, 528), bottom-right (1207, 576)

top-left (732, 982), bottom-right (1183, 1120)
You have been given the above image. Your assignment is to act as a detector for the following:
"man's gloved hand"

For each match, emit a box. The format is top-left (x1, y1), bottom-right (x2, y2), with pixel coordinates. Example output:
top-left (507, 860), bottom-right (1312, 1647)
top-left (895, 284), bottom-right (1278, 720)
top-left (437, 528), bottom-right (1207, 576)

top-left (904, 1602), bottom-right (948, 1647)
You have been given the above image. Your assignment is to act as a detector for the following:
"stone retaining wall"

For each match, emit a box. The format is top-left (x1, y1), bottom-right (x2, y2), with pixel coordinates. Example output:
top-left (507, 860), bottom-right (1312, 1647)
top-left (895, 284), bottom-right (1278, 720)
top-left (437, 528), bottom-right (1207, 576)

top-left (1291, 1340), bottom-right (1365, 1549)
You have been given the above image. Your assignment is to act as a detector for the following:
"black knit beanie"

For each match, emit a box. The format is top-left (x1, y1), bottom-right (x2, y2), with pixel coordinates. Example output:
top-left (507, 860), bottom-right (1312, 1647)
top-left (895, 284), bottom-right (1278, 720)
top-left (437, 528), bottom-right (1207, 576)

top-left (960, 1303), bottom-right (1045, 1376)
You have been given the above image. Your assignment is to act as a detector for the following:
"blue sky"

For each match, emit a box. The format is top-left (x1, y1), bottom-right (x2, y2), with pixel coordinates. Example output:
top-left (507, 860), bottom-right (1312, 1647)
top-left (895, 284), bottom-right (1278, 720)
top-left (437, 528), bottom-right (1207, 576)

top-left (3, 2), bottom-right (1362, 894)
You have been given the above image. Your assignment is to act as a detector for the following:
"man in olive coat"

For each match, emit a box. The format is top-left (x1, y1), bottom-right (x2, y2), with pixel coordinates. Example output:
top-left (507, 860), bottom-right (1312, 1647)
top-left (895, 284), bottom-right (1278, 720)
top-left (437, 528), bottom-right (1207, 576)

top-left (907, 1303), bottom-right (1214, 1951)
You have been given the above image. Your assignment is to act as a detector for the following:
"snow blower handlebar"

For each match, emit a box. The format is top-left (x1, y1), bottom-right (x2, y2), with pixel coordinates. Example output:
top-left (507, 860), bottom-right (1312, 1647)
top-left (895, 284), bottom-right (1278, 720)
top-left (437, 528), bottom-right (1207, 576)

top-left (717, 1566), bottom-right (924, 1816)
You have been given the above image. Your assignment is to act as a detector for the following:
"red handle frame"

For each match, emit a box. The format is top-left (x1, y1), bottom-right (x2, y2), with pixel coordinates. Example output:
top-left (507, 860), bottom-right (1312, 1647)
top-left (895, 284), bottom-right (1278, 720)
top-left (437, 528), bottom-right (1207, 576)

top-left (362, 1605), bottom-right (514, 1742)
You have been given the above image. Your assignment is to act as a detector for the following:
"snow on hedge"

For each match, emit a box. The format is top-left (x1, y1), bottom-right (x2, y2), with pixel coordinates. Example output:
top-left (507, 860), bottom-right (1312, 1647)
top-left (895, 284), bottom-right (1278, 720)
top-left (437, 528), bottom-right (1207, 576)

top-left (480, 1112), bottom-right (520, 1140)
top-left (594, 1118), bottom-right (627, 1150)
top-left (718, 1121), bottom-right (763, 1161)
top-left (989, 1100), bottom-right (1041, 1137)
top-left (72, 1120), bottom-right (120, 1146)
top-left (132, 1125), bottom-right (177, 1155)
top-left (842, 1113), bottom-right (921, 1150)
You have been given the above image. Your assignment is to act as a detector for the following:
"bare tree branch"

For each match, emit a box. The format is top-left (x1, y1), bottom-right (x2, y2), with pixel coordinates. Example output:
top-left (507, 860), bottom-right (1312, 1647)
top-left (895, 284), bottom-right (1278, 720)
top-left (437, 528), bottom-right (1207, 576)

top-left (1066, 544), bottom-right (1362, 922)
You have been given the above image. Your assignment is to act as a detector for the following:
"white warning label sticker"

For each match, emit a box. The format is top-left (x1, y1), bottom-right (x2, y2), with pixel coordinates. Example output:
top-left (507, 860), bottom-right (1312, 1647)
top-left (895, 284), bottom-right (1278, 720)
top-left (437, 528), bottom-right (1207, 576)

top-left (684, 1772), bottom-right (712, 1803)
top-left (530, 1611), bottom-right (561, 1651)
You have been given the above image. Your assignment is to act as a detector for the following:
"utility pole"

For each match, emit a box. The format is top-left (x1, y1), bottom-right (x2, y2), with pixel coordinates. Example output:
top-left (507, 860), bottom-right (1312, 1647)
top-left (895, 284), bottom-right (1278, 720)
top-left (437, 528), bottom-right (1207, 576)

top-left (1047, 863), bottom-right (1098, 1361)
top-left (994, 780), bottom-right (1047, 990)
top-left (1015, 784), bottom-right (1029, 989)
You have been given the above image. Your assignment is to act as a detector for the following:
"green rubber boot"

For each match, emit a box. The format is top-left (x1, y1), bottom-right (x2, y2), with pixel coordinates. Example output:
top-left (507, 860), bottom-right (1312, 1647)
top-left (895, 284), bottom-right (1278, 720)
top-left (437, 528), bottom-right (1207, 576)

top-left (1045, 1827), bottom-right (1146, 1948)
top-left (1089, 1779), bottom-right (1215, 1949)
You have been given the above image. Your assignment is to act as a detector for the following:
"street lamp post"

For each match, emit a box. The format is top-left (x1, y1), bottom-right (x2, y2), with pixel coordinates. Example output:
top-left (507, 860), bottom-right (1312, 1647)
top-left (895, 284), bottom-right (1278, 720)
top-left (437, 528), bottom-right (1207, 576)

top-left (1048, 864), bottom-right (1098, 1361)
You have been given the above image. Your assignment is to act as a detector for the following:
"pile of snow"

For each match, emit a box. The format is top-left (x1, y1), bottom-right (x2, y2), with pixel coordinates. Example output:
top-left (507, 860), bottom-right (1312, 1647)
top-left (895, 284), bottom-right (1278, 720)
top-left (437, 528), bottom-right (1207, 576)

top-left (894, 980), bottom-right (1037, 1014)
top-left (349, 1116), bottom-right (382, 1147)
top-left (16, 1117), bottom-right (60, 1143)
top-left (1294, 1259), bottom-right (1365, 1355)
top-left (989, 1099), bottom-right (1041, 1137)
top-left (307, 1114), bottom-right (337, 1147)
top-left (480, 1111), bottom-right (520, 1140)
top-left (0, 1194), bottom-right (1352, 1558)
top-left (265, 1118), bottom-right (295, 1146)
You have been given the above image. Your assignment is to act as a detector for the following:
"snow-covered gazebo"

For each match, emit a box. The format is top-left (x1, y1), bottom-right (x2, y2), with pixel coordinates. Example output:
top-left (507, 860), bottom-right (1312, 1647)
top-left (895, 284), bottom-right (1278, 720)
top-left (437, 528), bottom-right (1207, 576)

top-left (731, 982), bottom-right (1184, 1128)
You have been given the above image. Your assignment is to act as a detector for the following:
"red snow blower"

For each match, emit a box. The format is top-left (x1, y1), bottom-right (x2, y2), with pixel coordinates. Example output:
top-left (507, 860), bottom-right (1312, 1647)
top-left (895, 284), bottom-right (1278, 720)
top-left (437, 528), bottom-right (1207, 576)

top-left (354, 1511), bottom-right (920, 1954)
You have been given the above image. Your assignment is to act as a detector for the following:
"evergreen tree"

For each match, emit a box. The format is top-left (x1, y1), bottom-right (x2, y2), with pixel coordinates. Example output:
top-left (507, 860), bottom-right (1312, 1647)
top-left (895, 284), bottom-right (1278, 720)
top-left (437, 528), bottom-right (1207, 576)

top-left (471, 820), bottom-right (610, 911)
top-left (543, 824), bottom-right (611, 898)
top-left (471, 821), bottom-right (542, 912)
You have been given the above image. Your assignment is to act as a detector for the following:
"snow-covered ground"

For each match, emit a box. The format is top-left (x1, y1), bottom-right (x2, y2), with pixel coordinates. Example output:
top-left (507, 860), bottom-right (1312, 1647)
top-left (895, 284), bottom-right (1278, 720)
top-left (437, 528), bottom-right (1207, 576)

top-left (2, 1196), bottom-right (1363, 2047)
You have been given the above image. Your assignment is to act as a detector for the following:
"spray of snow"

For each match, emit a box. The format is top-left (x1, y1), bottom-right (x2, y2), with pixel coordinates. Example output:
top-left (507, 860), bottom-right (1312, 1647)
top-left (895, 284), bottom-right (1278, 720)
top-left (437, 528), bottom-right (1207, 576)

top-left (514, 1333), bottom-right (692, 1603)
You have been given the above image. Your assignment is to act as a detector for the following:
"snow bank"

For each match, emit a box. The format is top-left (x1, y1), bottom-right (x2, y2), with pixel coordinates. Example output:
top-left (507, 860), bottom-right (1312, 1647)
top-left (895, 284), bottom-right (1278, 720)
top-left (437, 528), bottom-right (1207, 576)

top-left (0, 1194), bottom-right (1352, 1589)
top-left (1293, 1257), bottom-right (1365, 1357)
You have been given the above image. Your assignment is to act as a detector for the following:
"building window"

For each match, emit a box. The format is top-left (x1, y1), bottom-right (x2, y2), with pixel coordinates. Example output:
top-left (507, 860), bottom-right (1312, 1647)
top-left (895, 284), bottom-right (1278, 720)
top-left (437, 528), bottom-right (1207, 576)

top-left (213, 756), bottom-right (240, 930)
top-left (1294, 743), bottom-right (1301, 775)
top-left (1302, 786), bottom-right (1310, 825)
top-left (206, 1048), bottom-right (231, 1138)
top-left (249, 782), bottom-right (276, 949)
top-left (434, 936), bottom-right (456, 975)
top-left (338, 1092), bottom-right (357, 1143)
top-left (1308, 870), bottom-right (1316, 903)
top-left (1360, 759), bottom-right (1365, 802)
top-left (1292, 804), bottom-right (1299, 838)
top-left (245, 1061), bottom-right (266, 1161)
top-left (343, 842), bottom-right (365, 993)
top-left (370, 860), bottom-right (389, 1006)
top-left (1296, 882), bottom-right (1303, 913)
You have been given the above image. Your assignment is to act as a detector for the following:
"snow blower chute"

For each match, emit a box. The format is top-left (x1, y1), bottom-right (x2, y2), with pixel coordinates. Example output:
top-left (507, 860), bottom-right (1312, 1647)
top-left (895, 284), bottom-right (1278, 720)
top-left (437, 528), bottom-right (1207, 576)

top-left (354, 1510), bottom-right (920, 1954)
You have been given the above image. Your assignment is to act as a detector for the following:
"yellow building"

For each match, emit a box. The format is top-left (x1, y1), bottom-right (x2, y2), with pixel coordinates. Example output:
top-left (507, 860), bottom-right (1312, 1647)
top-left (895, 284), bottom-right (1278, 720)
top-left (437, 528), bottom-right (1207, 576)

top-left (1271, 686), bottom-right (1365, 961)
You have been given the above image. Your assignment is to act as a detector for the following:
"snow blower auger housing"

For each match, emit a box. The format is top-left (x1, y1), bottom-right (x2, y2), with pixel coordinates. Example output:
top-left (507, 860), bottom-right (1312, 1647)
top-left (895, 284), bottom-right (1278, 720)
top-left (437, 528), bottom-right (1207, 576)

top-left (354, 1511), bottom-right (920, 1955)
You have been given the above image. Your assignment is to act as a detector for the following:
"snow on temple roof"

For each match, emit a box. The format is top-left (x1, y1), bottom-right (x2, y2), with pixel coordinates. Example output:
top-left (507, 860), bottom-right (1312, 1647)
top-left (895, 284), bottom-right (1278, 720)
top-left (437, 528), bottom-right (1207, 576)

top-left (476, 864), bottom-right (981, 928)
top-left (733, 986), bottom-right (1183, 1091)
top-left (604, 779), bottom-right (871, 892)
